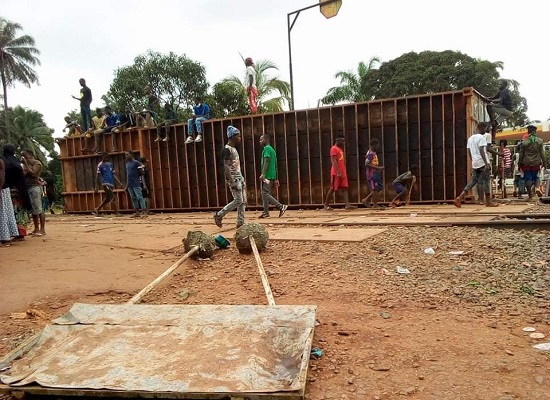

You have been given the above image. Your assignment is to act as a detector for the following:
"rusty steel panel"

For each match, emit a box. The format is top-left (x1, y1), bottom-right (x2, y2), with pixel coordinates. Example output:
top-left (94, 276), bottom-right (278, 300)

top-left (59, 89), bottom-right (483, 212)
top-left (1, 304), bottom-right (316, 396)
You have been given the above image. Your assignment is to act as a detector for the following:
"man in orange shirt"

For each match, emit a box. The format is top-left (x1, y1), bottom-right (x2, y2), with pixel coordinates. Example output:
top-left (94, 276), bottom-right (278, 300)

top-left (324, 135), bottom-right (356, 211)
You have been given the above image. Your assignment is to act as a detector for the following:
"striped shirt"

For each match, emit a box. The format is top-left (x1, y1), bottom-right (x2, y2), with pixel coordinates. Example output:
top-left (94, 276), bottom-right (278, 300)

top-left (502, 148), bottom-right (512, 169)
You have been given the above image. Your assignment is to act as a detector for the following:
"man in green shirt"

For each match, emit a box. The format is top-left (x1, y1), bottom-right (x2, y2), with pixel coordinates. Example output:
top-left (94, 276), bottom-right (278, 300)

top-left (259, 134), bottom-right (287, 218)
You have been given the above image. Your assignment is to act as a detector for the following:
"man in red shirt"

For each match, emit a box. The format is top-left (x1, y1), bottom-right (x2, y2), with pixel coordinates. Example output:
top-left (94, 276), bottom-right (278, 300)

top-left (324, 135), bottom-right (356, 210)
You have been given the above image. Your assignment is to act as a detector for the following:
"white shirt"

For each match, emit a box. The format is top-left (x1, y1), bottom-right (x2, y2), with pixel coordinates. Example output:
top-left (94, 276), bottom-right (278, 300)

top-left (246, 65), bottom-right (256, 88)
top-left (467, 133), bottom-right (488, 169)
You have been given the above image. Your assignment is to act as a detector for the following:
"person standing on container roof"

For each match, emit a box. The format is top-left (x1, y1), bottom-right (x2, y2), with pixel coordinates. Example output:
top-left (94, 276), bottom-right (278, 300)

top-left (72, 78), bottom-right (92, 132)
top-left (186, 97), bottom-right (211, 144)
top-left (453, 122), bottom-right (499, 208)
top-left (245, 57), bottom-right (258, 114)
top-left (519, 125), bottom-right (547, 200)
top-left (214, 126), bottom-right (246, 228)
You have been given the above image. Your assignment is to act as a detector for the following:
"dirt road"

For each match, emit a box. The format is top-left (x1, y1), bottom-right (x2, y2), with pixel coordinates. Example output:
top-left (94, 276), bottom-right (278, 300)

top-left (1, 205), bottom-right (549, 399)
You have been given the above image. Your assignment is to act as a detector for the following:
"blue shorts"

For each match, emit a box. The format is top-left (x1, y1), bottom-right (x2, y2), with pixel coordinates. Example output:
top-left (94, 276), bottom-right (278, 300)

top-left (367, 172), bottom-right (383, 192)
top-left (393, 182), bottom-right (406, 194)
top-left (523, 170), bottom-right (539, 183)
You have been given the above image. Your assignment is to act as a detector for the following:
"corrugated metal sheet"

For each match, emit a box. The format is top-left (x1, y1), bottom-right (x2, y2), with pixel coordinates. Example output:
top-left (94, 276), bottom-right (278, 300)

top-left (59, 88), bottom-right (489, 212)
top-left (1, 304), bottom-right (316, 394)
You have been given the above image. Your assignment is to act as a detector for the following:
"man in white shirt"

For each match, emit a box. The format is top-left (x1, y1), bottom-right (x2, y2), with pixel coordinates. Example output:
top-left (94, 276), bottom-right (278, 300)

top-left (453, 121), bottom-right (499, 208)
top-left (245, 57), bottom-right (258, 114)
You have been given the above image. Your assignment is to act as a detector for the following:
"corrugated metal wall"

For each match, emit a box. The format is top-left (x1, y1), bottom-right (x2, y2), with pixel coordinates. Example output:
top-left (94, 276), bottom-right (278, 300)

top-left (60, 88), bottom-right (483, 213)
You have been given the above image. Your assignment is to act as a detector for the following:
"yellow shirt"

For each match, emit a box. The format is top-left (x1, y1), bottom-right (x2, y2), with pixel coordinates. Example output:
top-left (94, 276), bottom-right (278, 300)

top-left (92, 115), bottom-right (106, 130)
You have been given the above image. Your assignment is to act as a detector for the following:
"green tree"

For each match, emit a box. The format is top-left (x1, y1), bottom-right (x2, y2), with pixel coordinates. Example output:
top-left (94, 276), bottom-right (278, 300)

top-left (366, 51), bottom-right (503, 98)
top-left (326, 51), bottom-right (529, 128)
top-left (207, 81), bottom-right (249, 118)
top-left (46, 151), bottom-right (63, 203)
top-left (0, 18), bottom-right (40, 141)
top-left (10, 105), bottom-right (54, 165)
top-left (102, 50), bottom-right (209, 113)
top-left (222, 59), bottom-right (291, 113)
top-left (320, 56), bottom-right (380, 105)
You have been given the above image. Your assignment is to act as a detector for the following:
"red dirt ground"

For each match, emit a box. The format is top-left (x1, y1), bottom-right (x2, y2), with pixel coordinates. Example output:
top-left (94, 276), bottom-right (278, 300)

top-left (1, 207), bottom-right (549, 400)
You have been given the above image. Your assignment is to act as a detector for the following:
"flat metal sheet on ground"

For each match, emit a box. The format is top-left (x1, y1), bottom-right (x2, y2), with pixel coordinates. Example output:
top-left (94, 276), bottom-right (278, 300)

top-left (1, 303), bottom-right (317, 395)
top-left (267, 227), bottom-right (386, 242)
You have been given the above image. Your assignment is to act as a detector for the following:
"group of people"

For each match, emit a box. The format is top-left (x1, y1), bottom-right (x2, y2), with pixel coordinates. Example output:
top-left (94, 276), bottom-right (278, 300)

top-left (321, 135), bottom-right (417, 212)
top-left (67, 79), bottom-right (183, 153)
top-left (66, 56), bottom-right (261, 152)
top-left (0, 145), bottom-right (56, 247)
top-left (94, 151), bottom-right (151, 217)
top-left (454, 122), bottom-right (547, 207)
top-left (213, 127), bottom-right (288, 228)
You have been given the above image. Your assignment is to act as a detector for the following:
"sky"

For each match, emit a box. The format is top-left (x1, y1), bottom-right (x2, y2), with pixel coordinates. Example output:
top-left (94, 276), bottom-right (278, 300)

top-left (2, 0), bottom-right (549, 139)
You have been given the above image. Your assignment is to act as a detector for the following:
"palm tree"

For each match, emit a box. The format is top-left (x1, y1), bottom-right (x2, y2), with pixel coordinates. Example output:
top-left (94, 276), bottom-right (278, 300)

top-left (10, 106), bottom-right (54, 165)
top-left (320, 56), bottom-right (380, 105)
top-left (223, 59), bottom-right (291, 113)
top-left (0, 18), bottom-right (41, 141)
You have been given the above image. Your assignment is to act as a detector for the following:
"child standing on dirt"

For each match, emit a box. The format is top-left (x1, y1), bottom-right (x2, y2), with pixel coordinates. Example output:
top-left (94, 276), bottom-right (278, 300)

top-left (94, 152), bottom-right (122, 216)
top-left (362, 138), bottom-right (384, 208)
top-left (389, 165), bottom-right (417, 207)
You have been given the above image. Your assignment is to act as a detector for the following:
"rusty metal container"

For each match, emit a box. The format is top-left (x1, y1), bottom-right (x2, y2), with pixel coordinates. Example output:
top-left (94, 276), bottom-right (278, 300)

top-left (59, 88), bottom-right (488, 212)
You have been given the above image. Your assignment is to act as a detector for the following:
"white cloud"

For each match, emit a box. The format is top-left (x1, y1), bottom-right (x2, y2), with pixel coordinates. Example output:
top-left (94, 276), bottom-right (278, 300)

top-left (3, 0), bottom-right (549, 141)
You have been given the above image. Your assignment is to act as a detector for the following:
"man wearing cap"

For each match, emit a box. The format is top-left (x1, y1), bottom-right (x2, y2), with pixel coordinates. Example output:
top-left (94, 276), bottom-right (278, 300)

top-left (245, 58), bottom-right (258, 114)
top-left (214, 126), bottom-right (246, 228)
top-left (519, 125), bottom-right (547, 200)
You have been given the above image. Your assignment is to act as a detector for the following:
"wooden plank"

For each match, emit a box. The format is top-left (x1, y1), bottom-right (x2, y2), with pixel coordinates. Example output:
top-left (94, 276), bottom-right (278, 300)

top-left (128, 246), bottom-right (198, 304)
top-left (249, 237), bottom-right (276, 306)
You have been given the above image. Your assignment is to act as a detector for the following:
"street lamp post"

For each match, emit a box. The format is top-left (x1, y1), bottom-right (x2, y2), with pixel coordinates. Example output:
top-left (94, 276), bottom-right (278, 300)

top-left (287, 0), bottom-right (342, 110)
